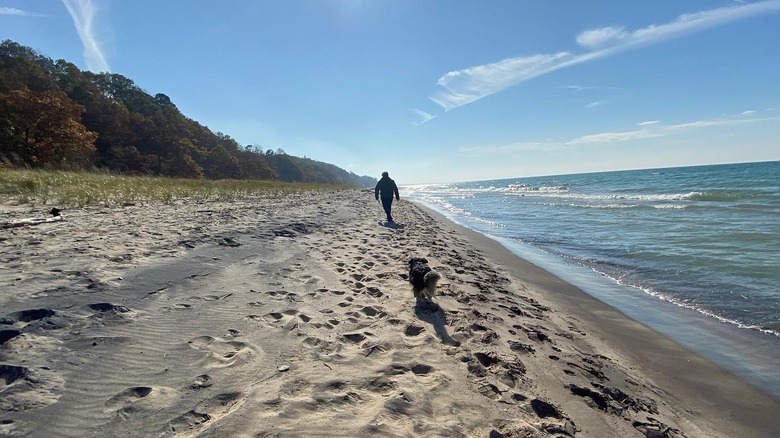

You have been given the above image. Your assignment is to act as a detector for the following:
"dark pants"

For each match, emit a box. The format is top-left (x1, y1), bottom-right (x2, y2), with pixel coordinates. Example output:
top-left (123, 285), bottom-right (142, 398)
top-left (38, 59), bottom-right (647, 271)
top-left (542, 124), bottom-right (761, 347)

top-left (380, 197), bottom-right (394, 221)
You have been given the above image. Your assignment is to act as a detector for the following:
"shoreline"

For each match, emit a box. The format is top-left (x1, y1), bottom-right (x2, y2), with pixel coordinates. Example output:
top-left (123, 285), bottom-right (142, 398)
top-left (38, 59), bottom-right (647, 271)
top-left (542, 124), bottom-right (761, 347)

top-left (415, 202), bottom-right (780, 433)
top-left (1, 191), bottom-right (778, 437)
top-left (412, 200), bottom-right (780, 400)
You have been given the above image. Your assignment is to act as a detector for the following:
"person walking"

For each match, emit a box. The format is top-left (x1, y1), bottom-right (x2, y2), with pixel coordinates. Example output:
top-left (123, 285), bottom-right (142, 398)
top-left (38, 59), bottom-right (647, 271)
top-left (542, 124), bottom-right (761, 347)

top-left (374, 171), bottom-right (400, 222)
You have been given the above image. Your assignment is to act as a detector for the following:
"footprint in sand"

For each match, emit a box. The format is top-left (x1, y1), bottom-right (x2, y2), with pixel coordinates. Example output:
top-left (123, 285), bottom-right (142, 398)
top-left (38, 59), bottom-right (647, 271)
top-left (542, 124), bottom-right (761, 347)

top-left (4, 308), bottom-right (56, 323)
top-left (0, 329), bottom-right (22, 345)
top-left (403, 325), bottom-right (425, 336)
top-left (104, 386), bottom-right (152, 414)
top-left (261, 310), bottom-right (300, 330)
top-left (343, 333), bottom-right (367, 344)
top-left (0, 364), bottom-right (29, 386)
top-left (360, 376), bottom-right (398, 394)
top-left (359, 306), bottom-right (387, 318)
top-left (299, 274), bottom-right (323, 285)
top-left (187, 336), bottom-right (256, 368)
top-left (190, 391), bottom-right (244, 422)
top-left (362, 286), bottom-right (384, 298)
top-left (190, 374), bottom-right (213, 390)
top-left (469, 351), bottom-right (526, 390)
top-left (410, 364), bottom-right (434, 375)
top-left (104, 386), bottom-right (178, 418)
top-left (88, 302), bottom-right (130, 314)
top-left (169, 410), bottom-right (211, 433)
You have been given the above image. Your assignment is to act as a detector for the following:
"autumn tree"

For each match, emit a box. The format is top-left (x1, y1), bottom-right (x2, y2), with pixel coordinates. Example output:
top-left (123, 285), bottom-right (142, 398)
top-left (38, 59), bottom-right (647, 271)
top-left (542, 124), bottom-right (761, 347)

top-left (0, 40), bottom-right (376, 186)
top-left (53, 65), bottom-right (133, 161)
top-left (0, 40), bottom-right (57, 93)
top-left (0, 89), bottom-right (97, 166)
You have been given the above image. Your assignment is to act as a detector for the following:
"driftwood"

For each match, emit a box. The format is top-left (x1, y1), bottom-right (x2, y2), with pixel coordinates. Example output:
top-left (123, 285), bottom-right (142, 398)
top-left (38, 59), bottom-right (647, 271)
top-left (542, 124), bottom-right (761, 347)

top-left (1, 215), bottom-right (63, 229)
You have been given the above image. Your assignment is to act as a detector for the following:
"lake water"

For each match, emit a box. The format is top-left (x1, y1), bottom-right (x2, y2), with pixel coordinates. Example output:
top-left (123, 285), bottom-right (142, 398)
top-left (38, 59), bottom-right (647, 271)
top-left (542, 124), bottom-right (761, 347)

top-left (404, 160), bottom-right (780, 398)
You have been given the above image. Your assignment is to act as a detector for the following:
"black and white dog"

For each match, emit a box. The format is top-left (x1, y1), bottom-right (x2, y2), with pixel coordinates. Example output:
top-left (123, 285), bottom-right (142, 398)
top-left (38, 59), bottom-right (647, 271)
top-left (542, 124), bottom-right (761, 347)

top-left (408, 257), bottom-right (441, 305)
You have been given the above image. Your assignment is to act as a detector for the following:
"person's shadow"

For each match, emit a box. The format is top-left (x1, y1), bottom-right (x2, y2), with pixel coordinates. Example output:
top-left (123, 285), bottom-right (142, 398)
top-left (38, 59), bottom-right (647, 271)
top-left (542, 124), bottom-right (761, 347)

top-left (414, 302), bottom-right (460, 346)
top-left (378, 220), bottom-right (405, 229)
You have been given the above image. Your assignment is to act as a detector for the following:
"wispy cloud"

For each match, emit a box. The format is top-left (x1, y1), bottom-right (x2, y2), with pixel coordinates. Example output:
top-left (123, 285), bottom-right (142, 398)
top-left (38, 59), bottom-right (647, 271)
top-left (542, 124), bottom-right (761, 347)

top-left (413, 109), bottom-right (437, 125)
top-left (431, 0), bottom-right (780, 111)
top-left (557, 85), bottom-right (595, 92)
top-left (742, 110), bottom-right (756, 116)
top-left (548, 84), bottom-right (622, 100)
top-left (430, 51), bottom-right (573, 110)
top-left (567, 129), bottom-right (666, 145)
top-left (459, 111), bottom-right (779, 153)
top-left (62, 0), bottom-right (111, 72)
top-left (576, 26), bottom-right (628, 50)
top-left (585, 100), bottom-right (604, 109)
top-left (0, 7), bottom-right (47, 16)
top-left (569, 113), bottom-right (780, 144)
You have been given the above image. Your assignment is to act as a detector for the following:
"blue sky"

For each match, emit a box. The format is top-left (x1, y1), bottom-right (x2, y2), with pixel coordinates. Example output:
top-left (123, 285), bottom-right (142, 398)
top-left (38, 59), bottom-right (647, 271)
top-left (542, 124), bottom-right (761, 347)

top-left (2, 1), bottom-right (779, 183)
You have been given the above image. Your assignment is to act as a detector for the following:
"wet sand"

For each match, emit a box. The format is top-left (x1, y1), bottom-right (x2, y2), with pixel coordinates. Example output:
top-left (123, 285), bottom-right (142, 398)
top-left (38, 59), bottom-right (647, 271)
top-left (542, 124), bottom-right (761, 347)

top-left (1, 190), bottom-right (778, 437)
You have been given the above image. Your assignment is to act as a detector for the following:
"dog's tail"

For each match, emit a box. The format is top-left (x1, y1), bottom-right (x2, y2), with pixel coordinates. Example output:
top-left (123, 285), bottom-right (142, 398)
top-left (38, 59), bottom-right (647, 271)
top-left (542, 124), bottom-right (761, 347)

top-left (423, 270), bottom-right (441, 289)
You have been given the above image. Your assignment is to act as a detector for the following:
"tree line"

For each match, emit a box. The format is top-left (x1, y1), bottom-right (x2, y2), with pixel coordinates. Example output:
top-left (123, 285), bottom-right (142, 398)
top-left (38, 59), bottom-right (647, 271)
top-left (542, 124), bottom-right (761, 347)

top-left (0, 40), bottom-right (376, 187)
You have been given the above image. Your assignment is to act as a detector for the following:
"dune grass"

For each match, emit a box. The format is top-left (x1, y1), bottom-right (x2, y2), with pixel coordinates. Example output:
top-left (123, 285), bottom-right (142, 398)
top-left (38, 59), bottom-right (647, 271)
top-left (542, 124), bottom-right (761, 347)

top-left (0, 168), bottom-right (348, 207)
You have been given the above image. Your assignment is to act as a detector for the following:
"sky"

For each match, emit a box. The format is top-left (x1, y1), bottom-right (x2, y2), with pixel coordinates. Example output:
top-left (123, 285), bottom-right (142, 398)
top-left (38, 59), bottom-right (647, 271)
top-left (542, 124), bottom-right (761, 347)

top-left (2, 0), bottom-right (779, 184)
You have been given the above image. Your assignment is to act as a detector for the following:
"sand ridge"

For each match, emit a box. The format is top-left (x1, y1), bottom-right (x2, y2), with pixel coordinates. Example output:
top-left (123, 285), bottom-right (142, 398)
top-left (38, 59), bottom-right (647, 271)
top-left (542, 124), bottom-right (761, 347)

top-left (1, 190), bottom-right (776, 437)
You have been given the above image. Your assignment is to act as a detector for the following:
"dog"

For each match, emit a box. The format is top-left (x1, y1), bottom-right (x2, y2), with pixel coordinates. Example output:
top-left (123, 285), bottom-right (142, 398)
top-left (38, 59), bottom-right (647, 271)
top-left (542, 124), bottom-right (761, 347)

top-left (408, 257), bottom-right (441, 305)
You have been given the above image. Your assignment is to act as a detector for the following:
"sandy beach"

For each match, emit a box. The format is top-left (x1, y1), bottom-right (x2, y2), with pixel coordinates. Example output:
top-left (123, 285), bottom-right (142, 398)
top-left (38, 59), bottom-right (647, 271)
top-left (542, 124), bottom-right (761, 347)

top-left (1, 189), bottom-right (778, 437)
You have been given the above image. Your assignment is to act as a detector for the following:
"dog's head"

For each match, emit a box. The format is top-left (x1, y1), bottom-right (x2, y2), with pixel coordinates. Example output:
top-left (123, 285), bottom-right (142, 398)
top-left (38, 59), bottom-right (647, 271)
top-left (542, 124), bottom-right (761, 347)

top-left (409, 257), bottom-right (429, 268)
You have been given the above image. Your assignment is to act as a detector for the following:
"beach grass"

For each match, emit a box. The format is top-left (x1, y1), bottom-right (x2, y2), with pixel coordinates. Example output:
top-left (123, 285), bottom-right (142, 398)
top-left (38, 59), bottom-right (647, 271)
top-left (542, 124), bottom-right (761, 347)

top-left (0, 168), bottom-right (347, 207)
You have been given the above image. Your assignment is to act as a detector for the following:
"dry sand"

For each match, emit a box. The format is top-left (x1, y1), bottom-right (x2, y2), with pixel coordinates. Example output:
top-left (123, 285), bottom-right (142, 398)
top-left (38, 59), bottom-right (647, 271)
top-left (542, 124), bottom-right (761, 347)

top-left (1, 190), bottom-right (778, 437)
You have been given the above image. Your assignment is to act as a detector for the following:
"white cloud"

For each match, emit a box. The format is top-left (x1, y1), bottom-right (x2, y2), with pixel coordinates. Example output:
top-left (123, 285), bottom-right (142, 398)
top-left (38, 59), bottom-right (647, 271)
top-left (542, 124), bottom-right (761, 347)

top-left (430, 52), bottom-right (573, 110)
top-left (465, 111), bottom-right (780, 153)
top-left (570, 112), bottom-right (780, 145)
top-left (413, 109), bottom-right (437, 125)
top-left (430, 0), bottom-right (780, 112)
top-left (585, 100), bottom-right (603, 108)
top-left (666, 119), bottom-right (729, 130)
top-left (0, 7), bottom-right (46, 16)
top-left (742, 110), bottom-right (756, 116)
top-left (62, 0), bottom-right (111, 72)
top-left (567, 129), bottom-right (666, 145)
top-left (576, 26), bottom-right (628, 50)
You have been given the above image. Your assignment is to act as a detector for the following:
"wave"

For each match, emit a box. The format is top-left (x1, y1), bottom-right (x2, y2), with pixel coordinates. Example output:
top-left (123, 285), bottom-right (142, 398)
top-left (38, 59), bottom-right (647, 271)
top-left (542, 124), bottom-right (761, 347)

top-left (415, 195), bottom-right (503, 227)
top-left (547, 202), bottom-right (690, 210)
top-left (411, 193), bottom-right (780, 339)
top-left (557, 250), bottom-right (780, 338)
top-left (407, 183), bottom-right (767, 206)
top-left (408, 185), bottom-right (703, 203)
top-left (505, 183), bottom-right (570, 193)
top-left (689, 191), bottom-right (756, 202)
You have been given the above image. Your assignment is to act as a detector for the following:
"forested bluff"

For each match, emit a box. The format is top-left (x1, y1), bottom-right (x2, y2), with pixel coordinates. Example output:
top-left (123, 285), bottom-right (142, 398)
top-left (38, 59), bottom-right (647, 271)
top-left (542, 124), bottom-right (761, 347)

top-left (0, 40), bottom-right (376, 187)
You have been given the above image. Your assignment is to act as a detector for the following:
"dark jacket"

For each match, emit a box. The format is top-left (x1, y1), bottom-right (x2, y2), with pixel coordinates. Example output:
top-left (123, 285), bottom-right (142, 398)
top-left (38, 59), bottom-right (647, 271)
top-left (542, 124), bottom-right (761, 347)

top-left (375, 176), bottom-right (399, 200)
